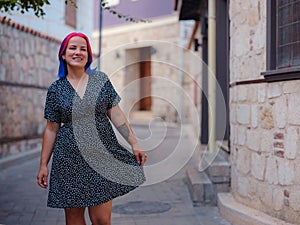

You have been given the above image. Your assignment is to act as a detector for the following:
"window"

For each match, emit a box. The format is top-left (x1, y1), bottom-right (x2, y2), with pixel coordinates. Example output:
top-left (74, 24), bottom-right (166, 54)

top-left (277, 0), bottom-right (300, 68)
top-left (263, 0), bottom-right (300, 81)
top-left (65, 0), bottom-right (77, 28)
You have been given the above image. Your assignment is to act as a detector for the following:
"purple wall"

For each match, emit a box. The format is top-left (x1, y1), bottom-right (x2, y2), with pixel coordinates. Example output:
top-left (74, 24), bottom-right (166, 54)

top-left (94, 0), bottom-right (175, 29)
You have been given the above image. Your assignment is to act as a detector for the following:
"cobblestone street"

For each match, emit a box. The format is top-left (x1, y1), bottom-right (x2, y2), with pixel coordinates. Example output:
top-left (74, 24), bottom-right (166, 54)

top-left (0, 123), bottom-right (231, 225)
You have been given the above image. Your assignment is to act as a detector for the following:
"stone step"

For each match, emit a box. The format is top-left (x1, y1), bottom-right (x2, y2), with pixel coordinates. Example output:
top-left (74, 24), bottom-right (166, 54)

top-left (205, 148), bottom-right (231, 193)
top-left (185, 165), bottom-right (215, 206)
top-left (186, 146), bottom-right (232, 206)
top-left (206, 153), bottom-right (231, 179)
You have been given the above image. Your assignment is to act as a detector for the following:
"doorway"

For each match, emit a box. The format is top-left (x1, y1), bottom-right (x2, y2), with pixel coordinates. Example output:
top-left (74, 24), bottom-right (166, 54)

top-left (139, 47), bottom-right (152, 111)
top-left (124, 46), bottom-right (152, 116)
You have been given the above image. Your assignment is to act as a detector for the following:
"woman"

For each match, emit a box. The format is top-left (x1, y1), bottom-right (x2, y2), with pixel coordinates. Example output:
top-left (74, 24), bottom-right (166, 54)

top-left (37, 32), bottom-right (146, 225)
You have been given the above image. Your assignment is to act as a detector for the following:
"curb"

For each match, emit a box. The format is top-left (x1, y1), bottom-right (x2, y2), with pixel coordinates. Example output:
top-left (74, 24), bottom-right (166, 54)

top-left (218, 193), bottom-right (295, 225)
top-left (0, 148), bottom-right (41, 170)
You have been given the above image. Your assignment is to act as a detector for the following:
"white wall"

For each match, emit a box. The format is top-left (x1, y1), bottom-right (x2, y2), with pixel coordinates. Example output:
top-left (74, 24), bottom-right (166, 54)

top-left (0, 0), bottom-right (94, 40)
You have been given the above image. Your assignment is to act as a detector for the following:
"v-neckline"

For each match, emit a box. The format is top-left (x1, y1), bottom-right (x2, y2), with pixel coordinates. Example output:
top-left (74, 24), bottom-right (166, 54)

top-left (66, 75), bottom-right (90, 101)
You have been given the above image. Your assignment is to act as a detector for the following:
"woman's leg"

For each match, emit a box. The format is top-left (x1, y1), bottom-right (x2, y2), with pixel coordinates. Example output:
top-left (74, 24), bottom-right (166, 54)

top-left (88, 200), bottom-right (112, 225)
top-left (64, 207), bottom-right (86, 225)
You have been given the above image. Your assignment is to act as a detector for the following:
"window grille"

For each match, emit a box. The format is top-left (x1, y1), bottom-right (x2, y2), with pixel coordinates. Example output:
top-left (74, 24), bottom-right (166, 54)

top-left (277, 0), bottom-right (300, 68)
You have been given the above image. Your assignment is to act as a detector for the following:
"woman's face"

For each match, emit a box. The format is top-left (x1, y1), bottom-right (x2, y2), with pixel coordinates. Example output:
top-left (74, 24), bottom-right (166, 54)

top-left (62, 36), bottom-right (88, 70)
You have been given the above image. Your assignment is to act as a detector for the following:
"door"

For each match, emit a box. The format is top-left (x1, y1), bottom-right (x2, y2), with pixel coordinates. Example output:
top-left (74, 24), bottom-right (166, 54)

top-left (139, 47), bottom-right (152, 111)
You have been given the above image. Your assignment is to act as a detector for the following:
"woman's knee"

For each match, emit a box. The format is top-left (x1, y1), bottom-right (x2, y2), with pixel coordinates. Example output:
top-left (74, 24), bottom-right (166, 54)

top-left (88, 201), bottom-right (112, 225)
top-left (90, 217), bottom-right (111, 225)
top-left (90, 212), bottom-right (111, 225)
top-left (64, 208), bottom-right (86, 225)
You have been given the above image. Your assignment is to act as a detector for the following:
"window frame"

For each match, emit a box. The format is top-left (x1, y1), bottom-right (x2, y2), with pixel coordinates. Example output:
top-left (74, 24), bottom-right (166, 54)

top-left (262, 0), bottom-right (300, 82)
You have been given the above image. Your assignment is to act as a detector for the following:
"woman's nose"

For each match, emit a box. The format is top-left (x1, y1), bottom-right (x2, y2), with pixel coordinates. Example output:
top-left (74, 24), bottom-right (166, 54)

top-left (75, 48), bottom-right (81, 54)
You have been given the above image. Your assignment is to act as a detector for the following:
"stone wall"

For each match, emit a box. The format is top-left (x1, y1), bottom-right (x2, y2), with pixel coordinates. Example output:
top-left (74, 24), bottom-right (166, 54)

top-left (229, 0), bottom-right (300, 223)
top-left (0, 19), bottom-right (59, 158)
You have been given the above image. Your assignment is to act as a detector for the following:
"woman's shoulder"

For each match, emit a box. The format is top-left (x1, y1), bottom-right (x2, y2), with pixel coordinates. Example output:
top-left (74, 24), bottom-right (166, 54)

top-left (90, 70), bottom-right (110, 82)
top-left (47, 78), bottom-right (66, 91)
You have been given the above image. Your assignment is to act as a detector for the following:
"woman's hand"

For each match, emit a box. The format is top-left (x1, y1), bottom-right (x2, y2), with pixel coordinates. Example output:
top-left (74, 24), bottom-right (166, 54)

top-left (132, 148), bottom-right (147, 167)
top-left (37, 121), bottom-right (60, 188)
top-left (37, 166), bottom-right (49, 188)
top-left (108, 105), bottom-right (148, 167)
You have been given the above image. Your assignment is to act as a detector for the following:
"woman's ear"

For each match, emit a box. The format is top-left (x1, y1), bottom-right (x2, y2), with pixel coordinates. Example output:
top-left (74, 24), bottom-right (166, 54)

top-left (62, 55), bottom-right (65, 60)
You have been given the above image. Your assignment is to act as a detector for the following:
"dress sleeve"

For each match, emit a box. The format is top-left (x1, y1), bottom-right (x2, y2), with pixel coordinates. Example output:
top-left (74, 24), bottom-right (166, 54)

top-left (105, 75), bottom-right (121, 110)
top-left (44, 83), bottom-right (61, 123)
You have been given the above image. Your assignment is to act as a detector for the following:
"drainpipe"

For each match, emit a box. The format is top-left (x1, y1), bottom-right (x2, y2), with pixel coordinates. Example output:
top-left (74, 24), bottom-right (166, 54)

top-left (98, 4), bottom-right (103, 70)
top-left (178, 21), bottom-right (185, 123)
top-left (208, 0), bottom-right (216, 152)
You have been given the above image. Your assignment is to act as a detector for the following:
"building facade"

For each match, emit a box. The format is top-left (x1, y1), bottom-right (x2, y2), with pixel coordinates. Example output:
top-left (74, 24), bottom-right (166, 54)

top-left (220, 0), bottom-right (300, 224)
top-left (0, 0), bottom-right (94, 40)
top-left (93, 0), bottom-right (202, 128)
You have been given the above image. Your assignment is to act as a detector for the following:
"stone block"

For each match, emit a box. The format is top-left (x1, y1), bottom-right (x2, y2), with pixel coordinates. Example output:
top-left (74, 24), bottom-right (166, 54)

top-left (273, 96), bottom-right (287, 129)
top-left (257, 84), bottom-right (266, 103)
top-left (247, 7), bottom-right (259, 26)
top-left (251, 105), bottom-right (258, 128)
top-left (288, 93), bottom-right (300, 125)
top-left (231, 88), bottom-right (237, 103)
top-left (186, 166), bottom-right (214, 205)
top-left (230, 125), bottom-right (237, 145)
top-left (233, 27), bottom-right (249, 58)
top-left (251, 152), bottom-right (266, 180)
top-left (236, 104), bottom-right (250, 125)
top-left (285, 127), bottom-right (298, 160)
top-left (283, 80), bottom-right (300, 94)
top-left (277, 159), bottom-right (295, 185)
top-left (237, 86), bottom-right (247, 101)
top-left (267, 83), bottom-right (282, 99)
top-left (230, 106), bottom-right (237, 125)
top-left (237, 126), bottom-right (246, 145)
top-left (215, 183), bottom-right (231, 193)
top-left (252, 23), bottom-right (266, 52)
top-left (265, 156), bottom-right (279, 184)
top-left (236, 148), bottom-right (250, 174)
top-left (206, 153), bottom-right (231, 189)
top-left (296, 163), bottom-right (300, 184)
top-left (0, 64), bottom-right (6, 81)
top-left (246, 129), bottom-right (260, 151)
top-left (260, 107), bottom-right (274, 129)
top-left (237, 175), bottom-right (249, 197)
top-left (272, 188), bottom-right (284, 211)
top-left (260, 130), bottom-right (273, 153)
top-left (258, 182), bottom-right (273, 209)
top-left (289, 190), bottom-right (300, 211)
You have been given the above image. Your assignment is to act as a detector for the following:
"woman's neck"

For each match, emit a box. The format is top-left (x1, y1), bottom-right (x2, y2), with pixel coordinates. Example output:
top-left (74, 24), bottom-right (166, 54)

top-left (66, 67), bottom-right (86, 80)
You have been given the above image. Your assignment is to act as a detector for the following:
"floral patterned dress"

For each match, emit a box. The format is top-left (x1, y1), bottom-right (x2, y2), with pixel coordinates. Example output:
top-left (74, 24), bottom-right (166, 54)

top-left (44, 71), bottom-right (145, 208)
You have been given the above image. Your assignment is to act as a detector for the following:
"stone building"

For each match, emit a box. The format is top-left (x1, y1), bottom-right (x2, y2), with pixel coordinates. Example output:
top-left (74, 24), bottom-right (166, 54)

top-left (218, 0), bottom-right (300, 224)
top-left (0, 1), bottom-right (94, 161)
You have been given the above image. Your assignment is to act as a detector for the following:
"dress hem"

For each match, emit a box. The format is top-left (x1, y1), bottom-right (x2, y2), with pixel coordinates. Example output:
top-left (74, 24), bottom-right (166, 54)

top-left (47, 186), bottom-right (138, 209)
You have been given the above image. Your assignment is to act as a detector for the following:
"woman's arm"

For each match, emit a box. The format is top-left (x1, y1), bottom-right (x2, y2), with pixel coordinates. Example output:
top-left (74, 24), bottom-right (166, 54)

top-left (107, 105), bottom-right (147, 166)
top-left (37, 121), bottom-right (60, 188)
